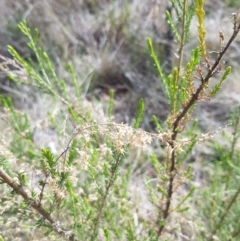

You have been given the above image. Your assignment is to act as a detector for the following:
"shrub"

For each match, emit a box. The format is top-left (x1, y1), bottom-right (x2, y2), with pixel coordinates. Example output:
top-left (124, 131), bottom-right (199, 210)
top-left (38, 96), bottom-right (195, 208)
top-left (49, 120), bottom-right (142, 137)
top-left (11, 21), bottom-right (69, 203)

top-left (0, 1), bottom-right (240, 240)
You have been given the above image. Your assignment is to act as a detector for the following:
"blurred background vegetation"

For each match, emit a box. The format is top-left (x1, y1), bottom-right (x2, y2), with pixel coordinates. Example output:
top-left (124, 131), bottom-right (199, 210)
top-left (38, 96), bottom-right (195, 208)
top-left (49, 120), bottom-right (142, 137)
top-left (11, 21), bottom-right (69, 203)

top-left (0, 0), bottom-right (239, 132)
top-left (1, 1), bottom-right (240, 240)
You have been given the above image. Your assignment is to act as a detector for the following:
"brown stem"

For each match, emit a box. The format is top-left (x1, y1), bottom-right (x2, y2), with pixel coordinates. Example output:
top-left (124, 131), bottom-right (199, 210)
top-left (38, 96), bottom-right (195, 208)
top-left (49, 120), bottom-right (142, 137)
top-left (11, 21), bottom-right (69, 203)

top-left (231, 225), bottom-right (240, 239)
top-left (158, 21), bottom-right (240, 237)
top-left (157, 145), bottom-right (176, 236)
top-left (0, 168), bottom-right (76, 241)
top-left (216, 108), bottom-right (240, 222)
top-left (172, 23), bottom-right (240, 139)
top-left (209, 185), bottom-right (240, 241)
top-left (172, 26), bottom-right (236, 137)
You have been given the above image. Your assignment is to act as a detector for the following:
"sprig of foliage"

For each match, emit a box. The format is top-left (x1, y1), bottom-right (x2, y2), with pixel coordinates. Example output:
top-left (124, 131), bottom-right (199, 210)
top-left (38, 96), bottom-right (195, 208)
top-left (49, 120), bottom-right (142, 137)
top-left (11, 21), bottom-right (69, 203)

top-left (147, 0), bottom-right (240, 238)
top-left (1, 1), bottom-right (240, 241)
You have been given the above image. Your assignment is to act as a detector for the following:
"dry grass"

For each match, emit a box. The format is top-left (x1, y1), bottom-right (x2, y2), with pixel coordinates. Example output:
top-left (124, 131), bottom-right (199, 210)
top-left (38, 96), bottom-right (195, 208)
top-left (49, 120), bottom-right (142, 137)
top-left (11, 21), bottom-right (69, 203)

top-left (0, 0), bottom-right (239, 129)
top-left (1, 0), bottom-right (240, 240)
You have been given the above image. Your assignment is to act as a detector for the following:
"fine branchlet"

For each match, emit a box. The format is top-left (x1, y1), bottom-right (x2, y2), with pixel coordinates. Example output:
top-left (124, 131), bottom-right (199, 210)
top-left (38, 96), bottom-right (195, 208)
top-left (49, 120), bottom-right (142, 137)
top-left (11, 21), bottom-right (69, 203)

top-left (1, 1), bottom-right (240, 241)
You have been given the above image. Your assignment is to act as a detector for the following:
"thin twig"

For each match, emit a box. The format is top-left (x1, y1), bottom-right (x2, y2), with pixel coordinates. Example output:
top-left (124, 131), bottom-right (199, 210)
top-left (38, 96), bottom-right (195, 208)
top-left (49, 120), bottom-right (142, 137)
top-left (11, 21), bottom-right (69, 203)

top-left (172, 20), bottom-right (240, 138)
top-left (158, 17), bottom-right (240, 236)
top-left (209, 185), bottom-right (240, 241)
top-left (230, 225), bottom-right (240, 239)
top-left (0, 168), bottom-right (76, 241)
top-left (229, 108), bottom-right (240, 159)
top-left (91, 152), bottom-right (122, 241)
top-left (212, 110), bottom-right (240, 240)
top-left (177, 0), bottom-right (187, 86)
